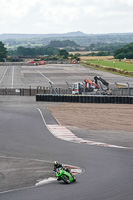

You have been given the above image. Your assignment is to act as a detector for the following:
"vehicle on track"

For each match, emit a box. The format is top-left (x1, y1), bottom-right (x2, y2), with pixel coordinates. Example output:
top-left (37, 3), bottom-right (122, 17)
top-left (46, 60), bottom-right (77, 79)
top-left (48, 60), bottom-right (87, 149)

top-left (72, 76), bottom-right (109, 95)
top-left (55, 167), bottom-right (76, 184)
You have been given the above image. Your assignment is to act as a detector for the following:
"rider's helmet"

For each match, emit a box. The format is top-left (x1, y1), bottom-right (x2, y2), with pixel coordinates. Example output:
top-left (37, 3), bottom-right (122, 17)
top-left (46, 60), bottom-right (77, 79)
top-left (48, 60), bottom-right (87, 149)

top-left (54, 161), bottom-right (59, 166)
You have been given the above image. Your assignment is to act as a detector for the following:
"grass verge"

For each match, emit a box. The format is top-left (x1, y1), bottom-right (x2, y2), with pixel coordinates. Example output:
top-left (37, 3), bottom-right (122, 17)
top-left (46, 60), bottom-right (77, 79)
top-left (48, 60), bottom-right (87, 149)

top-left (81, 61), bottom-right (133, 77)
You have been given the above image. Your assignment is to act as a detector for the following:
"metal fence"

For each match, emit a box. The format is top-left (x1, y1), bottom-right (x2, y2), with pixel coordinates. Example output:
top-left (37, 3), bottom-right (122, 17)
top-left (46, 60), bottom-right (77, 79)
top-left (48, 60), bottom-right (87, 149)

top-left (112, 88), bottom-right (133, 96)
top-left (0, 87), bottom-right (72, 96)
top-left (0, 87), bottom-right (133, 96)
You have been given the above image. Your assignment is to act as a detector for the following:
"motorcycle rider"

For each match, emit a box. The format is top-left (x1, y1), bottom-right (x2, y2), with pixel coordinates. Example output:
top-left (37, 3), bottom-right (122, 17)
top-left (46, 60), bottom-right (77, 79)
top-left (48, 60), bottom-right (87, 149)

top-left (54, 161), bottom-right (75, 181)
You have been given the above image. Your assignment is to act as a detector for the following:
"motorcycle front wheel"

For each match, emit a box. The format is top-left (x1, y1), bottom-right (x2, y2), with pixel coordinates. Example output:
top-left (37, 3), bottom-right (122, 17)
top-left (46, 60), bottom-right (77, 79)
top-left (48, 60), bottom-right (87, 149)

top-left (62, 175), bottom-right (70, 184)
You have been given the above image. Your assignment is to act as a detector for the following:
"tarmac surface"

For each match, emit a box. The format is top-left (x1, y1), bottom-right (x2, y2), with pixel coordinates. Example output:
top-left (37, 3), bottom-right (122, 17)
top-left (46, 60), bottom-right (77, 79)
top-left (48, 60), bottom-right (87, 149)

top-left (0, 157), bottom-right (54, 192)
top-left (0, 64), bottom-right (133, 89)
top-left (0, 63), bottom-right (133, 199)
top-left (0, 96), bottom-right (133, 200)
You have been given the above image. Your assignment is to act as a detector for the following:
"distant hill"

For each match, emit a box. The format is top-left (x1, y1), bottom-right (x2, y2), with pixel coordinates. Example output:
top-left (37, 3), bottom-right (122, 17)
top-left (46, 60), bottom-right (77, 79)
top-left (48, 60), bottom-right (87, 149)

top-left (1, 31), bottom-right (133, 41)
top-left (1, 31), bottom-right (133, 49)
top-left (0, 31), bottom-right (86, 40)
top-left (63, 31), bottom-right (87, 36)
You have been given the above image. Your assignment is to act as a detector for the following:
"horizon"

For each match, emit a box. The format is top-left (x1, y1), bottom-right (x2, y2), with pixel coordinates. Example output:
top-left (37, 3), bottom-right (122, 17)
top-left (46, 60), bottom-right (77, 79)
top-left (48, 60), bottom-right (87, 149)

top-left (0, 0), bottom-right (133, 35)
top-left (1, 31), bottom-right (133, 35)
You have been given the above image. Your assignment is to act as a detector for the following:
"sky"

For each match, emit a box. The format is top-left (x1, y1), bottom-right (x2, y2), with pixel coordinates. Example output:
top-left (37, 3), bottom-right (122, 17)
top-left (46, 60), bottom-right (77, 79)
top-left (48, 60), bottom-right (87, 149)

top-left (0, 0), bottom-right (133, 34)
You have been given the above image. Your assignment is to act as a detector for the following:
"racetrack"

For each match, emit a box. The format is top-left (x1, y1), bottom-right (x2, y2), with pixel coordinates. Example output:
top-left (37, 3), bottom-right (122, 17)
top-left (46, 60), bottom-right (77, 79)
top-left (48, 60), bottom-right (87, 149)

top-left (0, 64), bottom-right (133, 89)
top-left (0, 98), bottom-right (133, 200)
top-left (0, 63), bottom-right (133, 199)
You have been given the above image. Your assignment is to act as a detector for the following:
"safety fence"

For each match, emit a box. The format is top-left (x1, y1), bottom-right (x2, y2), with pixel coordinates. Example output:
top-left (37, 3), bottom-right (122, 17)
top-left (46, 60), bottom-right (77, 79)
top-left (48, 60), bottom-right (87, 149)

top-left (0, 87), bottom-right (72, 96)
top-left (0, 87), bottom-right (133, 97)
top-left (0, 88), bottom-right (36, 96)
top-left (112, 88), bottom-right (133, 96)
top-left (36, 94), bottom-right (133, 104)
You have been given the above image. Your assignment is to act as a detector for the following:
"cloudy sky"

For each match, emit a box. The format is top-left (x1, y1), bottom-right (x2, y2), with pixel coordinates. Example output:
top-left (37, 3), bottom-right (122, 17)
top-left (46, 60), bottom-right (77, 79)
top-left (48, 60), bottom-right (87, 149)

top-left (0, 0), bottom-right (133, 34)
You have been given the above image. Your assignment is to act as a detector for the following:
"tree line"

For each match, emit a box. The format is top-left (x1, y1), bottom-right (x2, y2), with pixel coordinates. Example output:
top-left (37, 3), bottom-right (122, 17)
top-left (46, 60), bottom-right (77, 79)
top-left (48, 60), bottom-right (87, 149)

top-left (8, 46), bottom-right (59, 57)
top-left (7, 45), bottom-right (70, 61)
top-left (48, 40), bottom-right (79, 48)
top-left (114, 43), bottom-right (133, 59)
top-left (0, 41), bottom-right (133, 62)
top-left (0, 42), bottom-right (7, 61)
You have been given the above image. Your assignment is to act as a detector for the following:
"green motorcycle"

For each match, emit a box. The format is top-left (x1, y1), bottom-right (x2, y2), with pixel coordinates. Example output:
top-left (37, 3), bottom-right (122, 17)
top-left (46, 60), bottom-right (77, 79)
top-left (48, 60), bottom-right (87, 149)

top-left (55, 167), bottom-right (76, 184)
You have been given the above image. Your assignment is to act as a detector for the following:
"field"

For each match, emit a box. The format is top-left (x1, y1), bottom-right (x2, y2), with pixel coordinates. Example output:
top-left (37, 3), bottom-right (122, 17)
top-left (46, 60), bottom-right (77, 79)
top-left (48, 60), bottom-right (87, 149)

top-left (80, 56), bottom-right (114, 60)
top-left (69, 51), bottom-right (98, 55)
top-left (86, 60), bottom-right (133, 72)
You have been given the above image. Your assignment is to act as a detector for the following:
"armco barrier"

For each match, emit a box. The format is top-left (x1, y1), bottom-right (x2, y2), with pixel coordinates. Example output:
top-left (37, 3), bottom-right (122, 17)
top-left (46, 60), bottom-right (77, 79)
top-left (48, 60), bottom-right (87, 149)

top-left (36, 94), bottom-right (133, 104)
top-left (129, 97), bottom-right (133, 104)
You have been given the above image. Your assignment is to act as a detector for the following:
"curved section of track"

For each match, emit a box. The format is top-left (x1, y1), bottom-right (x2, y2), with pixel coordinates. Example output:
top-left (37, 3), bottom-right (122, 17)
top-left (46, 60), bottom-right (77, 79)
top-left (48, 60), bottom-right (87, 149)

top-left (0, 106), bottom-right (133, 200)
top-left (47, 124), bottom-right (132, 149)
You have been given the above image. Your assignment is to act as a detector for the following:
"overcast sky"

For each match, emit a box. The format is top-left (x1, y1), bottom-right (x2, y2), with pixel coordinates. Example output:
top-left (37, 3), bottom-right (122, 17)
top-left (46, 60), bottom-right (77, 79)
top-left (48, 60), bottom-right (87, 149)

top-left (0, 0), bottom-right (133, 34)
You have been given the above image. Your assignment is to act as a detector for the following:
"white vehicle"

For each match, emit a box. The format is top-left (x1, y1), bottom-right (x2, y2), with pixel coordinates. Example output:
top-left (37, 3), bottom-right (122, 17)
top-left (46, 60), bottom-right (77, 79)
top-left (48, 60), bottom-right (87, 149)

top-left (72, 81), bottom-right (96, 95)
top-left (72, 77), bottom-right (109, 95)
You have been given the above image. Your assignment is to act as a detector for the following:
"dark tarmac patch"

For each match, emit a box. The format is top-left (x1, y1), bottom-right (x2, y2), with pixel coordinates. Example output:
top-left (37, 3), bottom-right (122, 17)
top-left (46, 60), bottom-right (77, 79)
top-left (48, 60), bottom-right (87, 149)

top-left (68, 126), bottom-right (133, 148)
top-left (0, 157), bottom-right (55, 192)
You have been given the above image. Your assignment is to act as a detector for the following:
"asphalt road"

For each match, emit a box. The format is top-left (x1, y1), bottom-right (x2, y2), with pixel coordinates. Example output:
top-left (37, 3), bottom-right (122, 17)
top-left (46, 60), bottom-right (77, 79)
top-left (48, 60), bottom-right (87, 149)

top-left (0, 98), bottom-right (133, 200)
top-left (0, 63), bottom-right (133, 199)
top-left (0, 64), bottom-right (133, 89)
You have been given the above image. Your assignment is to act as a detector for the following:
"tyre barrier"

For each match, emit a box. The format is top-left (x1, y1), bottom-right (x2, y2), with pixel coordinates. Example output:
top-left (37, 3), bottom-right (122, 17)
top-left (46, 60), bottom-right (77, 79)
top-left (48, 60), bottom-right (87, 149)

top-left (36, 94), bottom-right (133, 104)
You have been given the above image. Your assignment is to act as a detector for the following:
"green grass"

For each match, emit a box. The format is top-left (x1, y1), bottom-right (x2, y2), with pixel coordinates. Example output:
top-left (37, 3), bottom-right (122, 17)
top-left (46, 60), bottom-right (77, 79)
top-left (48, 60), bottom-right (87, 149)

top-left (87, 60), bottom-right (133, 72)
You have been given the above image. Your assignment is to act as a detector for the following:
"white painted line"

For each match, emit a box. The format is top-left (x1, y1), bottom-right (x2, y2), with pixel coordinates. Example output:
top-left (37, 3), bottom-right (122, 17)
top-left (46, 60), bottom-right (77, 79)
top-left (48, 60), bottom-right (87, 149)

top-left (37, 70), bottom-right (53, 84)
top-left (59, 135), bottom-right (76, 137)
top-left (53, 134), bottom-right (75, 137)
top-left (52, 130), bottom-right (74, 132)
top-left (48, 126), bottom-right (66, 128)
top-left (51, 131), bottom-right (74, 134)
top-left (59, 135), bottom-right (77, 138)
top-left (37, 108), bottom-right (47, 127)
top-left (53, 115), bottom-right (61, 125)
top-left (0, 185), bottom-right (36, 194)
top-left (11, 66), bottom-right (14, 88)
top-left (0, 66), bottom-right (8, 84)
top-left (0, 155), bottom-right (53, 163)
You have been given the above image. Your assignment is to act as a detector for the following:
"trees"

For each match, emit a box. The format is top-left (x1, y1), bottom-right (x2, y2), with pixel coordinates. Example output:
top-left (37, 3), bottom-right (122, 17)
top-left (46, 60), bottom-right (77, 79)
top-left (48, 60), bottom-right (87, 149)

top-left (59, 49), bottom-right (69, 59)
top-left (48, 40), bottom-right (79, 48)
top-left (70, 53), bottom-right (81, 61)
top-left (7, 46), bottom-right (69, 60)
top-left (17, 46), bottom-right (37, 57)
top-left (114, 43), bottom-right (133, 59)
top-left (0, 42), bottom-right (7, 61)
top-left (8, 46), bottom-right (59, 57)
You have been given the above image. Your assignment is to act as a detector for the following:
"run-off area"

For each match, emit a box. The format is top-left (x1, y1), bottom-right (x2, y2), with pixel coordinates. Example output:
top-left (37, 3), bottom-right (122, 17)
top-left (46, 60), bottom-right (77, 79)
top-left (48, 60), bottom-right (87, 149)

top-left (0, 157), bottom-right (54, 192)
